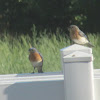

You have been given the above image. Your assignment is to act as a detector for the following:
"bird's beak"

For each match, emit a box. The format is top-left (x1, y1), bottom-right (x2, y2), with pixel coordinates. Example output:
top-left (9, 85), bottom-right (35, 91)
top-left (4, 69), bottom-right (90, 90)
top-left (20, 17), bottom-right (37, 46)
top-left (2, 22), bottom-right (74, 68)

top-left (29, 48), bottom-right (32, 52)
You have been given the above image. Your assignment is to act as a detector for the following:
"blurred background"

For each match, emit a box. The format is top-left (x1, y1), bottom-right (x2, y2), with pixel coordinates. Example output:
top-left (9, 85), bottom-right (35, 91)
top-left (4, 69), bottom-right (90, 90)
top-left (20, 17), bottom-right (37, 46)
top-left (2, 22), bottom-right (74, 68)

top-left (0, 0), bottom-right (99, 74)
top-left (0, 0), bottom-right (100, 33)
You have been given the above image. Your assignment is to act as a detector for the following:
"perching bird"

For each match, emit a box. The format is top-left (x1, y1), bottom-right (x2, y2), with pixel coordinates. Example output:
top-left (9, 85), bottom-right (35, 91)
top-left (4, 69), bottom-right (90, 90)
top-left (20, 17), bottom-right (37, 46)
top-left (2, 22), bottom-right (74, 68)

top-left (29, 45), bottom-right (43, 73)
top-left (68, 25), bottom-right (94, 47)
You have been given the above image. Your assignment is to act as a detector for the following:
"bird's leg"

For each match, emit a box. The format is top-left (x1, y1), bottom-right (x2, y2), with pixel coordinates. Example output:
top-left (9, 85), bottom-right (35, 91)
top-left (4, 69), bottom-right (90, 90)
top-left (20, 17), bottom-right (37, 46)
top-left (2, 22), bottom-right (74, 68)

top-left (38, 66), bottom-right (43, 73)
top-left (32, 67), bottom-right (35, 73)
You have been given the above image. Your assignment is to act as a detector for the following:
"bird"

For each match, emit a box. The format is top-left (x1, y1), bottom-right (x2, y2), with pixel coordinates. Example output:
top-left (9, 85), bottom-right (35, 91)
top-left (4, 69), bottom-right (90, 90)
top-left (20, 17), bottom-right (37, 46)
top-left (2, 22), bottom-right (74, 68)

top-left (29, 44), bottom-right (43, 73)
top-left (68, 25), bottom-right (94, 47)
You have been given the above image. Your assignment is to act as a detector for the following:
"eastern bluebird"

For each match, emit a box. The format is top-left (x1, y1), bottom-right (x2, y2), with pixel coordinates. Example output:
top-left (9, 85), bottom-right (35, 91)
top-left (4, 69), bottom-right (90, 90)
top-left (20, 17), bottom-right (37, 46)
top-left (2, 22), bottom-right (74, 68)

top-left (68, 25), bottom-right (94, 47)
top-left (29, 46), bottom-right (43, 73)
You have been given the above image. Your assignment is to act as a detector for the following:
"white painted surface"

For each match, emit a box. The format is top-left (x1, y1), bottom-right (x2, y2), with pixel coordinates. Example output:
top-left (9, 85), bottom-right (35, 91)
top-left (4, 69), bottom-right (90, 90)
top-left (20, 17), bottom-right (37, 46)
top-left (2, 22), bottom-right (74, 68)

top-left (94, 69), bottom-right (100, 100)
top-left (63, 51), bottom-right (93, 62)
top-left (0, 71), bottom-right (100, 100)
top-left (0, 72), bottom-right (63, 85)
top-left (61, 44), bottom-right (94, 100)
top-left (60, 44), bottom-right (92, 56)
top-left (0, 72), bottom-right (64, 100)
top-left (60, 44), bottom-right (92, 72)
top-left (63, 62), bottom-right (94, 100)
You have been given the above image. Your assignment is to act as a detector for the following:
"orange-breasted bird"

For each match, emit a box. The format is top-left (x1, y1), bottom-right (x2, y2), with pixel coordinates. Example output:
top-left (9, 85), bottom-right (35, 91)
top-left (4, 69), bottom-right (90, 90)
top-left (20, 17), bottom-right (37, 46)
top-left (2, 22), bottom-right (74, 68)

top-left (68, 25), bottom-right (94, 47)
top-left (29, 45), bottom-right (43, 73)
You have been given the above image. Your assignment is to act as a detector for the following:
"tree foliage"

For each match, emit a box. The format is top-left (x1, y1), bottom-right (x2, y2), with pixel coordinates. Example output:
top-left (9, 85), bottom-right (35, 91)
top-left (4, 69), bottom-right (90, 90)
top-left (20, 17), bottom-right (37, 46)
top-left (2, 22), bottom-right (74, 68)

top-left (0, 0), bottom-right (99, 33)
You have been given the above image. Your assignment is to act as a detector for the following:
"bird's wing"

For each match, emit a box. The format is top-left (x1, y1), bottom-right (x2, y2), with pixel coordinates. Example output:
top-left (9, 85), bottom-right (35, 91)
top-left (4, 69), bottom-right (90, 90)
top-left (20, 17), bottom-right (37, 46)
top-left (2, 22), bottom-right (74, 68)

top-left (39, 53), bottom-right (43, 61)
top-left (38, 52), bottom-right (43, 65)
top-left (38, 52), bottom-right (43, 62)
top-left (79, 31), bottom-right (88, 39)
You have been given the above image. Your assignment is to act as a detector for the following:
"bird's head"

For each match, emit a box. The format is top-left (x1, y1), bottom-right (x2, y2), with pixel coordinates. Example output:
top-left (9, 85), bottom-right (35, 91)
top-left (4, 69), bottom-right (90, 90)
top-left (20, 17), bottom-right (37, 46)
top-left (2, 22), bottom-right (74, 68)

top-left (28, 43), bottom-right (37, 53)
top-left (29, 47), bottom-right (37, 53)
top-left (68, 25), bottom-right (80, 33)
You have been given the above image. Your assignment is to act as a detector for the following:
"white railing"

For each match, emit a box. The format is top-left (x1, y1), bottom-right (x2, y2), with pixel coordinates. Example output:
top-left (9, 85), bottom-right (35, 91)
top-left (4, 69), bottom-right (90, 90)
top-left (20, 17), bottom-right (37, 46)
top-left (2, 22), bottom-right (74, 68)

top-left (0, 44), bottom-right (99, 100)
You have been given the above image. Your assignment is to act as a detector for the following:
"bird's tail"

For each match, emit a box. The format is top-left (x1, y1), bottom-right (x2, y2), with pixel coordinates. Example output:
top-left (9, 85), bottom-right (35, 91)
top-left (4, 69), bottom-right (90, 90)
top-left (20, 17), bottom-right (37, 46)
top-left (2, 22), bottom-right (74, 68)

top-left (86, 42), bottom-right (94, 48)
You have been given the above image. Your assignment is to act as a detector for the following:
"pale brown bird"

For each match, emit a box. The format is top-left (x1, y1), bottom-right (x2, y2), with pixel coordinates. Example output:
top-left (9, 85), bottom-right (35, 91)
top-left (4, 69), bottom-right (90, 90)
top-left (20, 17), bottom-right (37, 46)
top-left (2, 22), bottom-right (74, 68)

top-left (68, 25), bottom-right (94, 47)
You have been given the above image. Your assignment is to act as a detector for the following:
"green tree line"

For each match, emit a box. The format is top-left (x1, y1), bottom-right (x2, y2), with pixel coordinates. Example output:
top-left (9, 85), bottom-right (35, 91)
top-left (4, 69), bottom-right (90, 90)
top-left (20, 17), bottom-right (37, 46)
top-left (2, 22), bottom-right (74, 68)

top-left (0, 0), bottom-right (99, 33)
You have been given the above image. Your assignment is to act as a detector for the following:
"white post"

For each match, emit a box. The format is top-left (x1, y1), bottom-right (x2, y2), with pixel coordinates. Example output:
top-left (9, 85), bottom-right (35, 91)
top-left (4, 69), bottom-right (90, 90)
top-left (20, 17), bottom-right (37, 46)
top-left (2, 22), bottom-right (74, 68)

top-left (60, 44), bottom-right (92, 72)
top-left (60, 44), bottom-right (94, 100)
